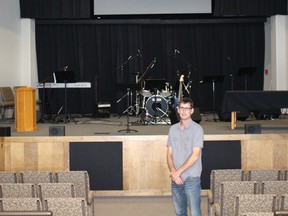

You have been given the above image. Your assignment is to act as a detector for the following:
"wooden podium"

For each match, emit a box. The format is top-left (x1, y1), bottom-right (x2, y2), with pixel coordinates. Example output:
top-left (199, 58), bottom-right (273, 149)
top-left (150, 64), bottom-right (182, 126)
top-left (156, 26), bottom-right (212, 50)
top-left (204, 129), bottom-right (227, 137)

top-left (15, 87), bottom-right (37, 132)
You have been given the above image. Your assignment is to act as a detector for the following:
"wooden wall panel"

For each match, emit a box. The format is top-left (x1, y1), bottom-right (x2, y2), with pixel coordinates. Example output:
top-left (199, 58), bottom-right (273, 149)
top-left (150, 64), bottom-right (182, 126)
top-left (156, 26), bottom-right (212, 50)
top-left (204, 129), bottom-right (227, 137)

top-left (124, 138), bottom-right (170, 191)
top-left (1, 134), bottom-right (288, 195)
top-left (242, 139), bottom-right (288, 171)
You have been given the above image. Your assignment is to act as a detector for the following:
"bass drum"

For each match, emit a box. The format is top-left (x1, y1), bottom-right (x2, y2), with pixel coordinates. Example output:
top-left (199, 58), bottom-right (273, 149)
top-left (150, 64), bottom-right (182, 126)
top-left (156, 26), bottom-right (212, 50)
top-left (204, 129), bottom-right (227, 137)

top-left (145, 95), bottom-right (168, 118)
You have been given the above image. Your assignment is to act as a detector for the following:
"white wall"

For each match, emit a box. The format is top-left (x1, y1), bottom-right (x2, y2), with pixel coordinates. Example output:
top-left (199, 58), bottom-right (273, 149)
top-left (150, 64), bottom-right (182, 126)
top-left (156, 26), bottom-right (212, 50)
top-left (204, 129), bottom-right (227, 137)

top-left (264, 15), bottom-right (288, 91)
top-left (0, 0), bottom-right (22, 87)
top-left (0, 0), bottom-right (37, 88)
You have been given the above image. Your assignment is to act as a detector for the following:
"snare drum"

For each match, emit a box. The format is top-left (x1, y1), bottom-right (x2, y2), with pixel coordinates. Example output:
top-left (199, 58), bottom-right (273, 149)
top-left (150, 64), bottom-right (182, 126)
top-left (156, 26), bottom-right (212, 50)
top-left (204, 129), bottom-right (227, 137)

top-left (145, 95), bottom-right (168, 118)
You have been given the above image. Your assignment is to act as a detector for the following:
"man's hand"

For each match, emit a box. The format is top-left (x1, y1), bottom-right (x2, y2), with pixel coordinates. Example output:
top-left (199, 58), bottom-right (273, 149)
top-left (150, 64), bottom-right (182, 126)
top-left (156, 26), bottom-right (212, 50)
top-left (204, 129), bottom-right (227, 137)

top-left (170, 170), bottom-right (184, 185)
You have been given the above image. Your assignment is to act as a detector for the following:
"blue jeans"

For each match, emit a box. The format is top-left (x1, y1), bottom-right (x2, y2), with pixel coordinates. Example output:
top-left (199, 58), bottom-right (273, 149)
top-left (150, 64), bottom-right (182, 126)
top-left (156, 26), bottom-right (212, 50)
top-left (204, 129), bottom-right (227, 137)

top-left (171, 176), bottom-right (202, 216)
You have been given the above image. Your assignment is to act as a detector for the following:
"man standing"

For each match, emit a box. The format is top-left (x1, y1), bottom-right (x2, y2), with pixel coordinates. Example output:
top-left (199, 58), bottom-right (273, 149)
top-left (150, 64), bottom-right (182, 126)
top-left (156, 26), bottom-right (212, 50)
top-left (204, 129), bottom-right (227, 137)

top-left (167, 97), bottom-right (204, 216)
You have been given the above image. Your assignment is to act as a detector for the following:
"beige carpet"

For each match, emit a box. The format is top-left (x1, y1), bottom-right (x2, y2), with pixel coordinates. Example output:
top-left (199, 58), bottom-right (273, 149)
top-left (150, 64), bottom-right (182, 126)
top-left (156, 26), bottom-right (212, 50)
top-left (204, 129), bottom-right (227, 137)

top-left (93, 196), bottom-right (208, 216)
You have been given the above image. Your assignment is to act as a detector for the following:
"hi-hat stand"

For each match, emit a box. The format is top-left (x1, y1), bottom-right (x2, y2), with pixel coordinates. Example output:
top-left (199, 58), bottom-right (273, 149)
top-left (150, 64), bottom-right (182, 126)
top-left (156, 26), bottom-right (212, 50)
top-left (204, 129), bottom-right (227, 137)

top-left (118, 88), bottom-right (138, 133)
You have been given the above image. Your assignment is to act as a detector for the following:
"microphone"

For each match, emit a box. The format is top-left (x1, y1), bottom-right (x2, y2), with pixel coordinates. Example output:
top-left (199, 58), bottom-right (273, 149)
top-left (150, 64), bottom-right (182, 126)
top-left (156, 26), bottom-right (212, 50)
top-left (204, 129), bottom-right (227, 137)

top-left (138, 49), bottom-right (142, 57)
top-left (63, 66), bottom-right (68, 71)
top-left (151, 57), bottom-right (156, 68)
top-left (174, 49), bottom-right (180, 58)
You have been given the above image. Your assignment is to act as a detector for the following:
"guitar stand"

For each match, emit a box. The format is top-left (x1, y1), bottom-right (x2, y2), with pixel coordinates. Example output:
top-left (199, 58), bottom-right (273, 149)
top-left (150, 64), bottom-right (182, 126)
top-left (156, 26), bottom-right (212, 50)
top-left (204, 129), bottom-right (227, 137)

top-left (118, 88), bottom-right (138, 133)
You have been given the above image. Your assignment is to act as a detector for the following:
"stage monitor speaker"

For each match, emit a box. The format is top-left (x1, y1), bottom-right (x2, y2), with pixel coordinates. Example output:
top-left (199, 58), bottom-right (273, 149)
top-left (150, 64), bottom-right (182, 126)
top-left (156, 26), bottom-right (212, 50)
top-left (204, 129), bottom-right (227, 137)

top-left (0, 127), bottom-right (11, 136)
top-left (169, 107), bottom-right (201, 124)
top-left (245, 124), bottom-right (261, 134)
top-left (93, 102), bottom-right (111, 118)
top-left (49, 126), bottom-right (65, 136)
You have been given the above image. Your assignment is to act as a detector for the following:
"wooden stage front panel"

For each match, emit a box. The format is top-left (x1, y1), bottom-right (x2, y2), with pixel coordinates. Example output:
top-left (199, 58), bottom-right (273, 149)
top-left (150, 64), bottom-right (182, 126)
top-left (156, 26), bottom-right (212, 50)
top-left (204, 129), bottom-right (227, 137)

top-left (1, 134), bottom-right (288, 194)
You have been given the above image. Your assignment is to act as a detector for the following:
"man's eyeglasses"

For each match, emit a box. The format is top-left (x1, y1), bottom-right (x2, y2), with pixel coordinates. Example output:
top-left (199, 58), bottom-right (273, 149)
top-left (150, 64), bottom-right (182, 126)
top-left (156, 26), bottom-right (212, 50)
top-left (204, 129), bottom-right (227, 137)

top-left (178, 107), bottom-right (192, 111)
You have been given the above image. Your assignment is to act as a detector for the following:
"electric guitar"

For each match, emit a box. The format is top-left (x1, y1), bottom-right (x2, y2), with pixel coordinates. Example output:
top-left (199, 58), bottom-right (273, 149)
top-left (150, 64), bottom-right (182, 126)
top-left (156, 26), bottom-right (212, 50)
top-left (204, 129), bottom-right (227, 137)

top-left (174, 74), bottom-right (184, 108)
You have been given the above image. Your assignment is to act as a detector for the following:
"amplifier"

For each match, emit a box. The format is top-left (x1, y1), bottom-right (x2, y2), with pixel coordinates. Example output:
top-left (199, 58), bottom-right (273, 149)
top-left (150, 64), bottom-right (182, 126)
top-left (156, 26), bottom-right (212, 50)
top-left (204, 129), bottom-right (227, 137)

top-left (93, 102), bottom-right (111, 118)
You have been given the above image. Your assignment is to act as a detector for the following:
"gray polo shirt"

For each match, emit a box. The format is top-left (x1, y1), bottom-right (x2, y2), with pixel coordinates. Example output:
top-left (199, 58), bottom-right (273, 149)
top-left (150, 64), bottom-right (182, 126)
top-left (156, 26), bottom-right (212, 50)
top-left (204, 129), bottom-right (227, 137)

top-left (167, 119), bottom-right (204, 181)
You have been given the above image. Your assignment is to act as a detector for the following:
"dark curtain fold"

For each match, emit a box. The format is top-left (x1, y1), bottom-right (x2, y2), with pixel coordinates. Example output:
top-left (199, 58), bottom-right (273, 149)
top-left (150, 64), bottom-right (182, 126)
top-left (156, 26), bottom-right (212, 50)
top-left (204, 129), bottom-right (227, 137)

top-left (213, 0), bottom-right (288, 17)
top-left (20, 0), bottom-right (91, 19)
top-left (36, 21), bottom-right (264, 115)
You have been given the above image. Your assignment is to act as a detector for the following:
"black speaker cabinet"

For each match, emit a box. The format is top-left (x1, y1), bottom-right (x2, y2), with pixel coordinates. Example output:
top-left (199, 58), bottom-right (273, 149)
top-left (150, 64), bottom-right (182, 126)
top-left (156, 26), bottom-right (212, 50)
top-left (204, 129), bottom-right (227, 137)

top-left (49, 126), bottom-right (65, 136)
top-left (0, 127), bottom-right (11, 136)
top-left (245, 124), bottom-right (261, 134)
top-left (93, 102), bottom-right (111, 118)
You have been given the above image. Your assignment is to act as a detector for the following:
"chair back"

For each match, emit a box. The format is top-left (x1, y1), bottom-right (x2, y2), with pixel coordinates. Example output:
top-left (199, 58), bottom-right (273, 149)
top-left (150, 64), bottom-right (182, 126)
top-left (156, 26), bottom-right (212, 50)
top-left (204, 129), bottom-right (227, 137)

top-left (219, 181), bottom-right (257, 216)
top-left (0, 172), bottom-right (17, 183)
top-left (0, 183), bottom-right (36, 198)
top-left (234, 194), bottom-right (276, 216)
top-left (38, 183), bottom-right (75, 200)
top-left (261, 181), bottom-right (288, 210)
top-left (210, 169), bottom-right (245, 204)
top-left (44, 197), bottom-right (87, 216)
top-left (0, 198), bottom-right (42, 211)
top-left (55, 171), bottom-right (90, 202)
top-left (0, 87), bottom-right (14, 102)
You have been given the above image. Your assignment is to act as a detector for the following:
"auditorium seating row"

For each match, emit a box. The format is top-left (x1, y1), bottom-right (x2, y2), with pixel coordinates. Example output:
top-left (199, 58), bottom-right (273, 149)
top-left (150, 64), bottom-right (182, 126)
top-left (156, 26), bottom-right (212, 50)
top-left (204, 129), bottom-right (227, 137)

top-left (0, 171), bottom-right (92, 216)
top-left (208, 169), bottom-right (288, 216)
top-left (0, 197), bottom-right (86, 216)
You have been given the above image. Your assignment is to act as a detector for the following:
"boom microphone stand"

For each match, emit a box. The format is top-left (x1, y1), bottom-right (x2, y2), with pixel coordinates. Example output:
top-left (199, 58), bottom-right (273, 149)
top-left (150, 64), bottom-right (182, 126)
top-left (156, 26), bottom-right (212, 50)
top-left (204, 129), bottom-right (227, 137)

top-left (118, 88), bottom-right (138, 133)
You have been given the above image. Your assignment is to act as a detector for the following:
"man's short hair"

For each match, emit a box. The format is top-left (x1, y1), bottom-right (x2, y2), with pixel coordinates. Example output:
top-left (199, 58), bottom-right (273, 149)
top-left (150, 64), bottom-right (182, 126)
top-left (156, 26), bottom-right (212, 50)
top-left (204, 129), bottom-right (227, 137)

top-left (180, 97), bottom-right (194, 108)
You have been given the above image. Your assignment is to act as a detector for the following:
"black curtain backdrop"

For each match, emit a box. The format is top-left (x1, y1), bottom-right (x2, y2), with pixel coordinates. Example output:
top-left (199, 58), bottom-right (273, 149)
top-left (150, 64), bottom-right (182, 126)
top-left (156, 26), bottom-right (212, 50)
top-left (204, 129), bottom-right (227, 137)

top-left (35, 20), bottom-right (265, 115)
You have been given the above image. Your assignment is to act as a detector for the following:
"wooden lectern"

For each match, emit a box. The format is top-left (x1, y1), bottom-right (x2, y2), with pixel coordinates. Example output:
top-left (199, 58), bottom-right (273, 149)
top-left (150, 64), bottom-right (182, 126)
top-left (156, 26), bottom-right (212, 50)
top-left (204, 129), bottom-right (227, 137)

top-left (15, 87), bottom-right (37, 132)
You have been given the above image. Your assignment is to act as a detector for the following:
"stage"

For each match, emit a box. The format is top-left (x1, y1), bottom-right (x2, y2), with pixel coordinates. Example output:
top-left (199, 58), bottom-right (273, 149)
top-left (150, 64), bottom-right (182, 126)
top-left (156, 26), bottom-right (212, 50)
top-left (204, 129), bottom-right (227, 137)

top-left (1, 112), bottom-right (288, 136)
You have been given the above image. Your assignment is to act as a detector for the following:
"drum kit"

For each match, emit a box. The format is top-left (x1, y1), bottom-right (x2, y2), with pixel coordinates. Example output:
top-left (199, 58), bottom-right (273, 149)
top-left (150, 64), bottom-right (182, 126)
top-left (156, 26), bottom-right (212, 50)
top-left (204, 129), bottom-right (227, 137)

top-left (132, 78), bottom-right (176, 124)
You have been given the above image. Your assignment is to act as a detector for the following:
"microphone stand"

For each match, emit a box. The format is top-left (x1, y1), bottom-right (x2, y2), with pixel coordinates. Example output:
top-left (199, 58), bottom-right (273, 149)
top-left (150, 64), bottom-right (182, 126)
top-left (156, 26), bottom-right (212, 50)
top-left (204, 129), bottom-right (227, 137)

top-left (138, 57), bottom-right (157, 82)
top-left (118, 88), bottom-right (138, 133)
top-left (175, 54), bottom-right (198, 97)
top-left (115, 52), bottom-right (141, 110)
top-left (37, 75), bottom-right (53, 123)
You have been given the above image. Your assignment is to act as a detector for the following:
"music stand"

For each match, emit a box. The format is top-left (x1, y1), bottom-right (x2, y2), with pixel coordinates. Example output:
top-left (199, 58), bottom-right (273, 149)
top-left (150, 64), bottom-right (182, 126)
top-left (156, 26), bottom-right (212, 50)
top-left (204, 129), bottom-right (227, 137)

top-left (53, 71), bottom-right (76, 123)
top-left (202, 75), bottom-right (225, 121)
top-left (237, 67), bottom-right (256, 90)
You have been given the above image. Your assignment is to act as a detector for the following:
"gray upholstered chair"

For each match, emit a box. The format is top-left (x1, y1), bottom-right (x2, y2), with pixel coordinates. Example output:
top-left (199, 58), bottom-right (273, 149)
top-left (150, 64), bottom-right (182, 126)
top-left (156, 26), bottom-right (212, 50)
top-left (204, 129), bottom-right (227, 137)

top-left (55, 171), bottom-right (90, 203)
top-left (247, 169), bottom-right (282, 182)
top-left (19, 171), bottom-right (54, 184)
top-left (0, 172), bottom-right (17, 183)
top-left (19, 171), bottom-right (54, 196)
top-left (242, 213), bottom-right (274, 216)
top-left (55, 171), bottom-right (92, 215)
top-left (234, 194), bottom-right (276, 216)
top-left (247, 169), bottom-right (282, 193)
top-left (0, 183), bottom-right (36, 198)
top-left (215, 181), bottom-right (257, 216)
top-left (208, 169), bottom-right (245, 216)
top-left (44, 197), bottom-right (87, 216)
top-left (0, 87), bottom-right (14, 120)
top-left (280, 194), bottom-right (288, 210)
top-left (38, 183), bottom-right (75, 201)
top-left (0, 197), bottom-right (42, 211)
top-left (261, 181), bottom-right (288, 210)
